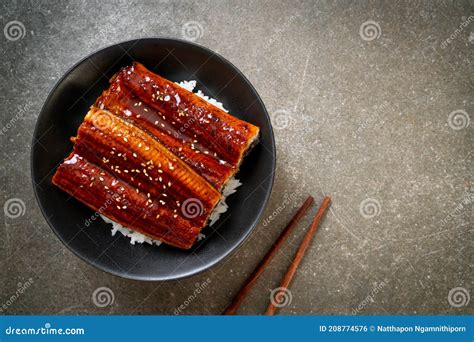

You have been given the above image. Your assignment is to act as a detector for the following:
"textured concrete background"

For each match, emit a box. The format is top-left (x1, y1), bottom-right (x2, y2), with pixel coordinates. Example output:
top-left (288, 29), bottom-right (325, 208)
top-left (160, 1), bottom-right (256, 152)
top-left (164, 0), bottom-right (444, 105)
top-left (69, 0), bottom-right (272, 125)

top-left (1, 0), bottom-right (473, 315)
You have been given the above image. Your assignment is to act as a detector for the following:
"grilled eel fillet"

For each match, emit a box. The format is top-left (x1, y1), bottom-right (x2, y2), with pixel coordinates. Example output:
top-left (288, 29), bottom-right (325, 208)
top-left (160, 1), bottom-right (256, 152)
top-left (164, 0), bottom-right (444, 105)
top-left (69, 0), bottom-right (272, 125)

top-left (52, 108), bottom-right (222, 249)
top-left (95, 62), bottom-right (260, 190)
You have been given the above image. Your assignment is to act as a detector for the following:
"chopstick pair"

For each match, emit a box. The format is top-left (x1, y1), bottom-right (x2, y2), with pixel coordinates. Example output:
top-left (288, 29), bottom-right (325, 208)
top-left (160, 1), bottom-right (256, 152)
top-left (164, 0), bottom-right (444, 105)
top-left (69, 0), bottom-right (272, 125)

top-left (223, 195), bottom-right (331, 315)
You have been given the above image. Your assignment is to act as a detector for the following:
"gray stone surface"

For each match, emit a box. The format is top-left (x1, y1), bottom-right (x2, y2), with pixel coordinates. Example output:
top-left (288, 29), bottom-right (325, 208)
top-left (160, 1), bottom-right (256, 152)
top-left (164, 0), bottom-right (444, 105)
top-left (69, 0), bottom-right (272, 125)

top-left (1, 0), bottom-right (473, 315)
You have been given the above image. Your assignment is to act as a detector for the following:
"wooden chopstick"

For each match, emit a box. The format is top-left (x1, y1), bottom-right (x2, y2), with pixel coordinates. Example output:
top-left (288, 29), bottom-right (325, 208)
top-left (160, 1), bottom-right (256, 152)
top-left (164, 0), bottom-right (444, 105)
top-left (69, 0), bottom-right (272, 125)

top-left (222, 195), bottom-right (315, 315)
top-left (265, 196), bottom-right (331, 315)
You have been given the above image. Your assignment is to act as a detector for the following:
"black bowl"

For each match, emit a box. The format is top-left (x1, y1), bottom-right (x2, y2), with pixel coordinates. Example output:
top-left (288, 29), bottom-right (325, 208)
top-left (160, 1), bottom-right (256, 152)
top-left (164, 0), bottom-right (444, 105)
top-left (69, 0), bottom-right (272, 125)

top-left (31, 38), bottom-right (275, 281)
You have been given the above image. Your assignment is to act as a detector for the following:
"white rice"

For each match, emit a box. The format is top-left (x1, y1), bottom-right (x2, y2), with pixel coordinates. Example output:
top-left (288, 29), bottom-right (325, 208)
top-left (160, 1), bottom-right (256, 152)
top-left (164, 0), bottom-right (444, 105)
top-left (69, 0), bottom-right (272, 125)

top-left (101, 214), bottom-right (162, 246)
top-left (176, 80), bottom-right (196, 92)
top-left (100, 81), bottom-right (240, 246)
top-left (177, 80), bottom-right (228, 112)
top-left (209, 177), bottom-right (241, 226)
